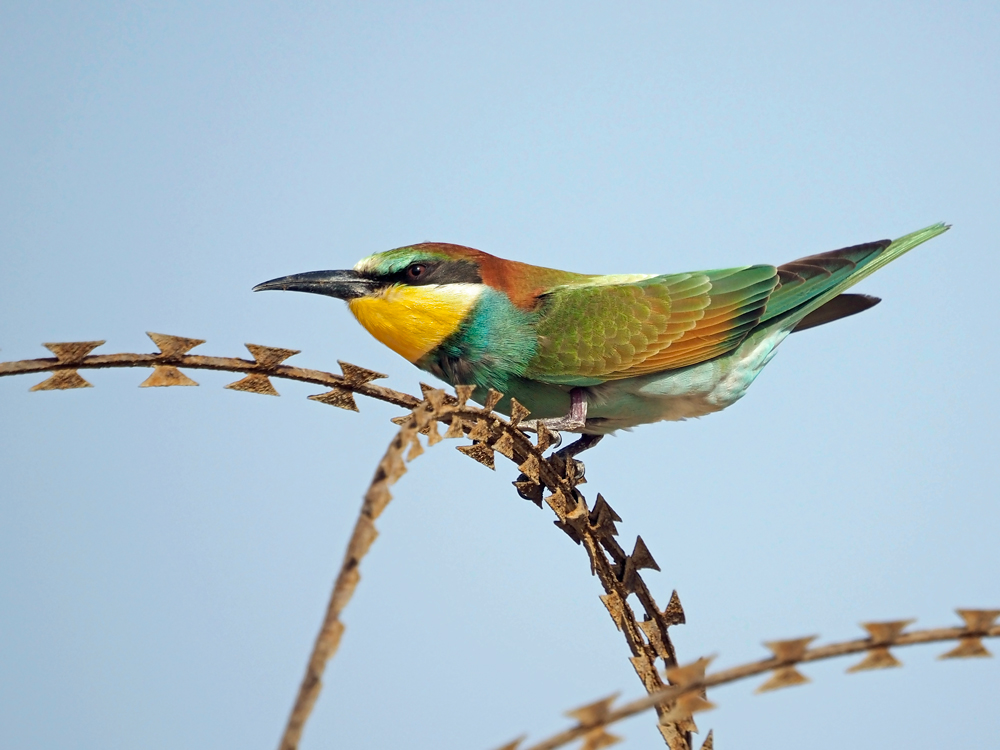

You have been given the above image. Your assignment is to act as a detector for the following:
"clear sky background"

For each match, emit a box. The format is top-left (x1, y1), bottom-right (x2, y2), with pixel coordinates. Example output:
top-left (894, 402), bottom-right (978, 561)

top-left (2, 3), bottom-right (998, 749)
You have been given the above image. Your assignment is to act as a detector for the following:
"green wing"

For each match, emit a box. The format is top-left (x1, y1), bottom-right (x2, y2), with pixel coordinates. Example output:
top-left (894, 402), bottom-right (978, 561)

top-left (525, 266), bottom-right (779, 384)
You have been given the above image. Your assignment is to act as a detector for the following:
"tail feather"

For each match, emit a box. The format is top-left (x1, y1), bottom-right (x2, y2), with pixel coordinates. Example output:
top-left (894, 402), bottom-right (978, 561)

top-left (763, 241), bottom-right (888, 323)
top-left (771, 222), bottom-right (949, 331)
top-left (791, 293), bottom-right (881, 333)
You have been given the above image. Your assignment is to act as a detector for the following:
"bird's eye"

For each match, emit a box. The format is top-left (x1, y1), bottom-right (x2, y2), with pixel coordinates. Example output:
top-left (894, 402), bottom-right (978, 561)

top-left (406, 264), bottom-right (427, 281)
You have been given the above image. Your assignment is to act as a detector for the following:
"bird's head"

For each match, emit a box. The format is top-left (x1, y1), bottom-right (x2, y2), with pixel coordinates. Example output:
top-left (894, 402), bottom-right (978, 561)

top-left (254, 243), bottom-right (495, 363)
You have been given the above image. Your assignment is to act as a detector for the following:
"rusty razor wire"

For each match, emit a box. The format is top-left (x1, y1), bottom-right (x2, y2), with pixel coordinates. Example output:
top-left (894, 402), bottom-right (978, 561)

top-left (2, 333), bottom-right (995, 750)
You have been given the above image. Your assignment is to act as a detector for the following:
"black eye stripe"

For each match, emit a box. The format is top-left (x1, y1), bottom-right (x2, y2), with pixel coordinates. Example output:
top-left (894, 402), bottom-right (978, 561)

top-left (375, 260), bottom-right (483, 287)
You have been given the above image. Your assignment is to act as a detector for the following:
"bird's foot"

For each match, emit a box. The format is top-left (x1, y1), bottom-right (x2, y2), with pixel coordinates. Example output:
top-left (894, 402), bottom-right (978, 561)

top-left (515, 388), bottom-right (588, 435)
top-left (554, 433), bottom-right (604, 460)
top-left (514, 434), bottom-right (602, 501)
top-left (519, 416), bottom-right (585, 433)
top-left (550, 434), bottom-right (604, 484)
top-left (514, 432), bottom-right (604, 502)
top-left (512, 420), bottom-right (572, 456)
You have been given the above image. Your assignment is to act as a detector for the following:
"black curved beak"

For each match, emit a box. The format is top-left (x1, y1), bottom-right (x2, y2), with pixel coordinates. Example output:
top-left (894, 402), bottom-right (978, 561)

top-left (252, 270), bottom-right (377, 300)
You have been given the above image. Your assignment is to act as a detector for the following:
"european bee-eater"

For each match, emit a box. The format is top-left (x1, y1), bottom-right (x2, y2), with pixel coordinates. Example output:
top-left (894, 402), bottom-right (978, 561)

top-left (255, 223), bottom-right (948, 437)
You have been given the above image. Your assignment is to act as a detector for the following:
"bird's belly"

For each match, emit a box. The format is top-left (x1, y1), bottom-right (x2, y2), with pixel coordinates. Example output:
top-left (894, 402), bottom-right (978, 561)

top-left (584, 329), bottom-right (788, 433)
top-left (586, 368), bottom-right (727, 432)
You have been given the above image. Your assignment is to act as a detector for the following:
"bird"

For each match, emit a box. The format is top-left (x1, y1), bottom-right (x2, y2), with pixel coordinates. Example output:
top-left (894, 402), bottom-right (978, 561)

top-left (254, 223), bottom-right (948, 452)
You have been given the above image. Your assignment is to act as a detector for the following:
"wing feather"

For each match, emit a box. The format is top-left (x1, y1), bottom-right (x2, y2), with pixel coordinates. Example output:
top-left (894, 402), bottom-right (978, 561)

top-left (526, 265), bottom-right (778, 382)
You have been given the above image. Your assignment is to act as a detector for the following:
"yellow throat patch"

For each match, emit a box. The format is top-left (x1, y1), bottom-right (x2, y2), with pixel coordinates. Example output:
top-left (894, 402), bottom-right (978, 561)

top-left (348, 283), bottom-right (484, 362)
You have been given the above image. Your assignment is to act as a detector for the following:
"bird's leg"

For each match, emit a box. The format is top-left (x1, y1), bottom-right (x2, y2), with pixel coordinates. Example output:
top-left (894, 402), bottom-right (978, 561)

top-left (550, 433), bottom-right (604, 484)
top-left (555, 433), bottom-right (604, 460)
top-left (519, 388), bottom-right (589, 434)
top-left (514, 392), bottom-right (603, 501)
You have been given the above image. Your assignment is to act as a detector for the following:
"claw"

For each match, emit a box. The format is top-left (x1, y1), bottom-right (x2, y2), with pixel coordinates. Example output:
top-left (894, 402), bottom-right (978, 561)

top-left (514, 476), bottom-right (543, 503)
top-left (548, 429), bottom-right (563, 451)
top-left (512, 421), bottom-right (564, 451)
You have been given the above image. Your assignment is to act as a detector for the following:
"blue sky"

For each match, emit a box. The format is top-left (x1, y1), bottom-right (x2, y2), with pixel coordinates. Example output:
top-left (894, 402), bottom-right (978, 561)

top-left (2, 3), bottom-right (998, 748)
